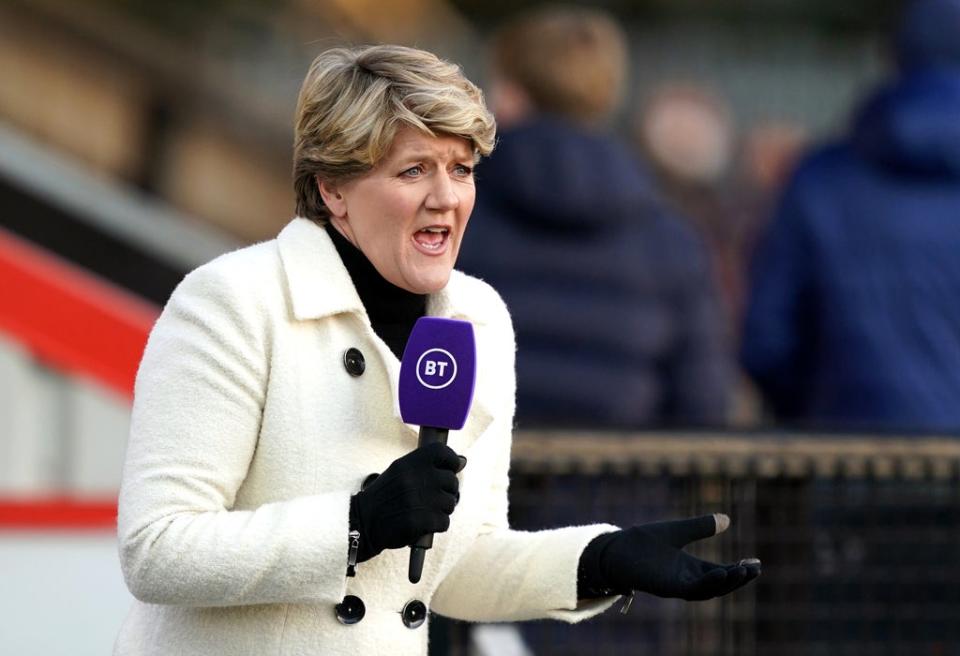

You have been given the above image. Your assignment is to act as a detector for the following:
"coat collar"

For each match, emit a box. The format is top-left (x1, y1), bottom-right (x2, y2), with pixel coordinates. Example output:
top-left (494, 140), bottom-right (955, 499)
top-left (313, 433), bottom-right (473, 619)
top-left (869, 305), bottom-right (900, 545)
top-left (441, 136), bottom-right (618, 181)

top-left (277, 218), bottom-right (495, 443)
top-left (277, 217), bottom-right (490, 326)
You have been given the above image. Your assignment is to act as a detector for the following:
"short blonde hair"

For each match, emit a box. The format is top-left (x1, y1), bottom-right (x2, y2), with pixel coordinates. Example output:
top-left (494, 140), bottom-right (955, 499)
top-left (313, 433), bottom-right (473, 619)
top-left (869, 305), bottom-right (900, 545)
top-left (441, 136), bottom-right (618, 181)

top-left (492, 7), bottom-right (628, 124)
top-left (293, 44), bottom-right (496, 224)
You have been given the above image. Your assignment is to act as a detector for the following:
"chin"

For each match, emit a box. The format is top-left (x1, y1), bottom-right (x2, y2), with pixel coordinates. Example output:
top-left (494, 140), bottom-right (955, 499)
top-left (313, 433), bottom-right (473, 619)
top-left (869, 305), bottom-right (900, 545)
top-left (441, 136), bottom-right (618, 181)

top-left (414, 278), bottom-right (449, 295)
top-left (407, 270), bottom-right (451, 295)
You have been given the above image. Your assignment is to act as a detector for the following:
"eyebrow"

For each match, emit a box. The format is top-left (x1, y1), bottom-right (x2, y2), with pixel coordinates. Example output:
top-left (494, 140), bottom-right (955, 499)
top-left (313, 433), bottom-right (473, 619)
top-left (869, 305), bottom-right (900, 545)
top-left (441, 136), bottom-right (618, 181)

top-left (397, 148), bottom-right (474, 162)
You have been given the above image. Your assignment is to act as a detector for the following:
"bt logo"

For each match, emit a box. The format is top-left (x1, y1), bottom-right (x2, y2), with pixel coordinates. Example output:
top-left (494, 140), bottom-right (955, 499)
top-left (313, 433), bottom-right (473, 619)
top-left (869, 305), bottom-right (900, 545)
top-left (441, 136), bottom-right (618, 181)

top-left (415, 348), bottom-right (458, 390)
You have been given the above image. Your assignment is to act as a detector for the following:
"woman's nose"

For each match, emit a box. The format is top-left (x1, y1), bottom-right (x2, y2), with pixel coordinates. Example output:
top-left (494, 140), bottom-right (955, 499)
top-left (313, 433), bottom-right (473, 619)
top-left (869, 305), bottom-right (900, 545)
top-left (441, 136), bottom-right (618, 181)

top-left (425, 174), bottom-right (460, 211)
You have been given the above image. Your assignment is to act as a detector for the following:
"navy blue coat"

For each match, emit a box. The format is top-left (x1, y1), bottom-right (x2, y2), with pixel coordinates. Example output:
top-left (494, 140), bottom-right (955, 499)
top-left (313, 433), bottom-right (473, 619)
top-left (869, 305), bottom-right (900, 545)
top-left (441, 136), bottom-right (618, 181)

top-left (741, 68), bottom-right (960, 431)
top-left (458, 118), bottom-right (731, 428)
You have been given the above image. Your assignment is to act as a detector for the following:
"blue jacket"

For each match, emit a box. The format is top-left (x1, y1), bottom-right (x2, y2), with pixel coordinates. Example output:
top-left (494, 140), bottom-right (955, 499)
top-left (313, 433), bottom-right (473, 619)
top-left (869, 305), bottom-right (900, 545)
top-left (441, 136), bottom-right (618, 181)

top-left (458, 118), bottom-right (731, 428)
top-left (741, 68), bottom-right (960, 431)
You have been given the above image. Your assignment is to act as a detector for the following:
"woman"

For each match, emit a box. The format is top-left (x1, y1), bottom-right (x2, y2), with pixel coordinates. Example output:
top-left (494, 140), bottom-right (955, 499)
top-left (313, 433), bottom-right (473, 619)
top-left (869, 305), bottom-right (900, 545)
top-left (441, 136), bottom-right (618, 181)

top-left (115, 45), bottom-right (759, 656)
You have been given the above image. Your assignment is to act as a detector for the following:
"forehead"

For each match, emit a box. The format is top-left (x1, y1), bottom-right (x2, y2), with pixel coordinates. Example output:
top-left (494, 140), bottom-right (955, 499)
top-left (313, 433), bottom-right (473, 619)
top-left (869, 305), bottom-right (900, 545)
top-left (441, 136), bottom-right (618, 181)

top-left (385, 126), bottom-right (474, 161)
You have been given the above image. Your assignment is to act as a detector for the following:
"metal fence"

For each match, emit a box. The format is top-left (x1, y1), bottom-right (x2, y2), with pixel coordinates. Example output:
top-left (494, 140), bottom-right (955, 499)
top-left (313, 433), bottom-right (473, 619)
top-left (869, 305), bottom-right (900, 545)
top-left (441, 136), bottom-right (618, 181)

top-left (435, 431), bottom-right (960, 656)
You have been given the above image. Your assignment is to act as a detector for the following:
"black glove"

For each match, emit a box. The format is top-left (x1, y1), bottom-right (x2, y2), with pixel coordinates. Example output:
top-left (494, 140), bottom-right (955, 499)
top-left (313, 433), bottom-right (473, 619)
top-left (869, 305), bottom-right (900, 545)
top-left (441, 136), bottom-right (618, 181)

top-left (349, 442), bottom-right (466, 563)
top-left (577, 514), bottom-right (761, 601)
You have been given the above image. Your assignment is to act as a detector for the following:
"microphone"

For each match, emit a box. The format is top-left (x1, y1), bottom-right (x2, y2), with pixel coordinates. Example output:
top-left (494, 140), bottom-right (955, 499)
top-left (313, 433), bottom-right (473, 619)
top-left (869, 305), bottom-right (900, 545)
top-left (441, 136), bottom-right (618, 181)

top-left (398, 317), bottom-right (477, 583)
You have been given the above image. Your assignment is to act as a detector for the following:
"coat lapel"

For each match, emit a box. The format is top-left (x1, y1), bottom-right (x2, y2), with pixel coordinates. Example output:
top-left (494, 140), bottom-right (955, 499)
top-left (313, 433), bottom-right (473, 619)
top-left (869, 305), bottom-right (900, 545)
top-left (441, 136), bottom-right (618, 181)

top-left (276, 218), bottom-right (366, 322)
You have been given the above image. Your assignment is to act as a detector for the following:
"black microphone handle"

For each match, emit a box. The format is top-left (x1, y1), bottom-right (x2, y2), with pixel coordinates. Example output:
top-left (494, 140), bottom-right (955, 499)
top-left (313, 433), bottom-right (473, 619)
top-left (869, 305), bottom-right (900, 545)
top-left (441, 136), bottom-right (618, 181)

top-left (409, 425), bottom-right (449, 583)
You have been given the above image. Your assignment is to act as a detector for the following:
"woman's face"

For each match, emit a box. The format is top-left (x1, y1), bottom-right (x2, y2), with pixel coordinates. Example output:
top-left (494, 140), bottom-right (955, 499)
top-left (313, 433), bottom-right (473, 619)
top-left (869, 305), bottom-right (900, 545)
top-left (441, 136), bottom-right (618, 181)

top-left (323, 127), bottom-right (476, 294)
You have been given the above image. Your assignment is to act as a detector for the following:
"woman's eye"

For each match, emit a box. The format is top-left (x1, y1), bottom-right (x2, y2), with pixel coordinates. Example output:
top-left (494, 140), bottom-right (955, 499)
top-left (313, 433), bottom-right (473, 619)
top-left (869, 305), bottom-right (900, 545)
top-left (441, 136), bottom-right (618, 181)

top-left (402, 165), bottom-right (423, 178)
top-left (454, 164), bottom-right (473, 177)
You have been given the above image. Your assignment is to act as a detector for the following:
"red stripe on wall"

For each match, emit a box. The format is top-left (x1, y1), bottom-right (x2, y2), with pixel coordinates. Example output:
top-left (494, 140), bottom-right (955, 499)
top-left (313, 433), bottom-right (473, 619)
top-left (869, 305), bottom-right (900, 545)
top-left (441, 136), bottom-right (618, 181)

top-left (0, 498), bottom-right (118, 530)
top-left (0, 227), bottom-right (159, 399)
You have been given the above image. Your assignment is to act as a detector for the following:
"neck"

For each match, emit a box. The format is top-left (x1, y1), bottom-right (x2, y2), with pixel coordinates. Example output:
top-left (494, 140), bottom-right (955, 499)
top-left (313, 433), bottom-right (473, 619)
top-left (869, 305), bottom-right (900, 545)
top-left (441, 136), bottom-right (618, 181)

top-left (326, 223), bottom-right (427, 359)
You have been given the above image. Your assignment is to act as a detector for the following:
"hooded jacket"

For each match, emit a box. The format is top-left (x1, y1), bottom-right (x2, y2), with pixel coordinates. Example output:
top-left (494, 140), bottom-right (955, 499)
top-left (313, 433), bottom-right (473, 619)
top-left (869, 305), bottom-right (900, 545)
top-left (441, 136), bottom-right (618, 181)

top-left (458, 118), bottom-right (731, 428)
top-left (741, 65), bottom-right (960, 431)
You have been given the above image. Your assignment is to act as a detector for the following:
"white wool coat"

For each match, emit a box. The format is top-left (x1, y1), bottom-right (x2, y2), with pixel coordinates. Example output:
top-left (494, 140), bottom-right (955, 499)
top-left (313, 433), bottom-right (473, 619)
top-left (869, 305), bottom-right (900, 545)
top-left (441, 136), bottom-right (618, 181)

top-left (115, 218), bottom-right (619, 656)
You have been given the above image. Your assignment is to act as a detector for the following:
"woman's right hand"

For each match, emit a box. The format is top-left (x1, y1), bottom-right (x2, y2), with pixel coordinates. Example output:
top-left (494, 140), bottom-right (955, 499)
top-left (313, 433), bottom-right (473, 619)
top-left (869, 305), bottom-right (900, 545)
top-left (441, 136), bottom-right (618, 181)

top-left (349, 442), bottom-right (466, 563)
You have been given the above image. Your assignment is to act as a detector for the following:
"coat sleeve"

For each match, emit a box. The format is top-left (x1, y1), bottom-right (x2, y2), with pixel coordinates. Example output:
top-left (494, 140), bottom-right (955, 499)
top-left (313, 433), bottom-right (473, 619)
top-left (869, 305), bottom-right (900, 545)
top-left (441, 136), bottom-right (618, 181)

top-left (117, 256), bottom-right (350, 607)
top-left (430, 285), bottom-right (621, 623)
top-left (429, 427), bottom-right (621, 623)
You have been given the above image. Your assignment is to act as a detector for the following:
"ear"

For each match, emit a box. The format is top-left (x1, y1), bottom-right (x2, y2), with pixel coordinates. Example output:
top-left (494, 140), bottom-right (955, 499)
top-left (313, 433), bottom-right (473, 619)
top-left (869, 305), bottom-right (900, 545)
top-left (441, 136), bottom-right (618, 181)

top-left (317, 176), bottom-right (347, 218)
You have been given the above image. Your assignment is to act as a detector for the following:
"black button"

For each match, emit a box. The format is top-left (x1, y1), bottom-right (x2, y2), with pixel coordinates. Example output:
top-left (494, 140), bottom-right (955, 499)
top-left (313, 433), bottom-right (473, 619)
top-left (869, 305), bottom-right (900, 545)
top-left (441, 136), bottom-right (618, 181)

top-left (361, 473), bottom-right (380, 490)
top-left (401, 600), bottom-right (427, 629)
top-left (335, 595), bottom-right (365, 625)
top-left (343, 348), bottom-right (365, 377)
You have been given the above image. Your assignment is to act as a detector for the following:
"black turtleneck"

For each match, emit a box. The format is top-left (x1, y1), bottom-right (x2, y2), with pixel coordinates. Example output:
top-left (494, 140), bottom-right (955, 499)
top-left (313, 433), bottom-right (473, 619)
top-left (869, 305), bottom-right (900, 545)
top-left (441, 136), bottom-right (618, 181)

top-left (326, 223), bottom-right (427, 360)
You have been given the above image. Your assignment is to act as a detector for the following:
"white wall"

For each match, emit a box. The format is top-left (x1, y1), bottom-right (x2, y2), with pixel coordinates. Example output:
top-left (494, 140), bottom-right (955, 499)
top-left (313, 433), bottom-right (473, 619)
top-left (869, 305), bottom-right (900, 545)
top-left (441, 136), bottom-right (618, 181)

top-left (0, 532), bottom-right (133, 655)
top-left (0, 334), bottom-right (133, 652)
top-left (0, 332), bottom-right (129, 496)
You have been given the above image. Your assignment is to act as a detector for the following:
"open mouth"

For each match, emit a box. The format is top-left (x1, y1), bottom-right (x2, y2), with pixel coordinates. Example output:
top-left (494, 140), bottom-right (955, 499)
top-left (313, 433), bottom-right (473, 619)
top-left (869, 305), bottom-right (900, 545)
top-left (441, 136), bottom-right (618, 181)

top-left (413, 226), bottom-right (450, 252)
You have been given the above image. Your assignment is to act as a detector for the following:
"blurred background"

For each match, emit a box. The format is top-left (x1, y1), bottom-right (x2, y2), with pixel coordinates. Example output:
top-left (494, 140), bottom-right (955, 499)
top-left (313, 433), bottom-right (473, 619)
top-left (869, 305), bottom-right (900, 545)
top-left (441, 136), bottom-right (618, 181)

top-left (2, 0), bottom-right (959, 654)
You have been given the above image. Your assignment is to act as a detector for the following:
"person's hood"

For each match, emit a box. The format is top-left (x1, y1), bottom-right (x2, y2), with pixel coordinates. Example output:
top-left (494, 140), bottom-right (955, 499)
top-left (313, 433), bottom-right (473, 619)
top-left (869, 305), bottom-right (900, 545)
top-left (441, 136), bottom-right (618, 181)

top-left (476, 117), bottom-right (657, 230)
top-left (894, 0), bottom-right (960, 72)
top-left (852, 69), bottom-right (960, 178)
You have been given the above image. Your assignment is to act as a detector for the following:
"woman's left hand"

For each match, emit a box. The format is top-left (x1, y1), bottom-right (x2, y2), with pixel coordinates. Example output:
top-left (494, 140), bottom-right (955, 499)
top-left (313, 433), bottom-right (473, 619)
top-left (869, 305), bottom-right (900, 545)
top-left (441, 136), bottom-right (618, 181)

top-left (577, 514), bottom-right (761, 601)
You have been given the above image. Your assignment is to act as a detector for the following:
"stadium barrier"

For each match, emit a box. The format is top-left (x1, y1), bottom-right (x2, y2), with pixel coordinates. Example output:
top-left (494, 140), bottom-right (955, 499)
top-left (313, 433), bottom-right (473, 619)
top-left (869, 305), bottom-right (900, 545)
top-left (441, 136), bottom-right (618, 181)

top-left (439, 431), bottom-right (960, 656)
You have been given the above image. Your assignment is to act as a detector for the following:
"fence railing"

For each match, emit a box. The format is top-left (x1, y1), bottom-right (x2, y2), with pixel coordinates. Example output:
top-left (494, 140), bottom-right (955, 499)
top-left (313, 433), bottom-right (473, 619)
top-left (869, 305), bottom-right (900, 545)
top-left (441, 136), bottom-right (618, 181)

top-left (440, 431), bottom-right (960, 656)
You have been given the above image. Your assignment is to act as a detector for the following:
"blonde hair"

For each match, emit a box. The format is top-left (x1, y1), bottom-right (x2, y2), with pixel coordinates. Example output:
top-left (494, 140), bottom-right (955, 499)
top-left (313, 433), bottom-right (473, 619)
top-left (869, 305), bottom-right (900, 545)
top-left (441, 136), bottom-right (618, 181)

top-left (492, 7), bottom-right (628, 124)
top-left (293, 44), bottom-right (496, 224)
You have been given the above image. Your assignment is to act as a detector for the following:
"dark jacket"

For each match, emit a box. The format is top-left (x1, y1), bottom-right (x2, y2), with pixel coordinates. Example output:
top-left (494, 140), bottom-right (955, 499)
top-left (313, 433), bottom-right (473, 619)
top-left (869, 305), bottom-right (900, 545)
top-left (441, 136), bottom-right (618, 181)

top-left (458, 117), bottom-right (731, 429)
top-left (741, 67), bottom-right (960, 431)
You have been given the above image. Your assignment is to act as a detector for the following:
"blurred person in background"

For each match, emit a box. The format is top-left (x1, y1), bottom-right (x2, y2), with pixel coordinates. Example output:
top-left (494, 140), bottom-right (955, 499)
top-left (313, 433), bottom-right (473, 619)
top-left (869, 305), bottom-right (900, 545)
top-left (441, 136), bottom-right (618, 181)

top-left (637, 89), bottom-right (808, 327)
top-left (458, 6), bottom-right (733, 430)
top-left (734, 120), bottom-right (808, 289)
top-left (738, 121), bottom-right (808, 233)
top-left (635, 84), bottom-right (742, 323)
top-left (115, 43), bottom-right (758, 656)
top-left (636, 89), bottom-right (807, 428)
top-left (741, 0), bottom-right (960, 431)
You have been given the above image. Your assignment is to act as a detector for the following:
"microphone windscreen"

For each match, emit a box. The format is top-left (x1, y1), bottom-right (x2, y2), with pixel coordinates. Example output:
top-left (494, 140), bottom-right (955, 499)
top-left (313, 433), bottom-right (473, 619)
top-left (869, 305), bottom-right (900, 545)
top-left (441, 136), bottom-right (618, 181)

top-left (399, 317), bottom-right (476, 430)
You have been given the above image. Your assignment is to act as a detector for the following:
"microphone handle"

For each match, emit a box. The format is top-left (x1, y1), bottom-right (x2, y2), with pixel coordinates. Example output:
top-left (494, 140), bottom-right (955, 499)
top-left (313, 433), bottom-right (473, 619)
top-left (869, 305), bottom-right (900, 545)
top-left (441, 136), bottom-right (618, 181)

top-left (409, 425), bottom-right (449, 583)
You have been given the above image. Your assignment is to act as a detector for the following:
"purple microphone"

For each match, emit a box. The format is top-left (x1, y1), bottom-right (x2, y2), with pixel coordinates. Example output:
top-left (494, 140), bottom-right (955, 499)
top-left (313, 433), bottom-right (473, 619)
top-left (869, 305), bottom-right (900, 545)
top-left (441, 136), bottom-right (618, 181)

top-left (399, 317), bottom-right (476, 583)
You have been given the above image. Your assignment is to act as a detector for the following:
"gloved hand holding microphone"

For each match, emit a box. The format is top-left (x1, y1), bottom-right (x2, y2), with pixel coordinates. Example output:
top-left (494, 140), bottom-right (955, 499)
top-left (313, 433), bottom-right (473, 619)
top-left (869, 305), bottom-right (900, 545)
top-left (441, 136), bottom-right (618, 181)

top-left (349, 443), bottom-right (466, 564)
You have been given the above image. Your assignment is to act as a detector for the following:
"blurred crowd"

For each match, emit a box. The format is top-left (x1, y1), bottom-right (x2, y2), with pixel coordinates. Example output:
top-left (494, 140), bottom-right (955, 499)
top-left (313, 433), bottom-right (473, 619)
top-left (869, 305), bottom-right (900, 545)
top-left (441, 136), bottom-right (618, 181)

top-left (452, 9), bottom-right (960, 646)
top-left (461, 0), bottom-right (960, 435)
top-left (2, 0), bottom-right (958, 435)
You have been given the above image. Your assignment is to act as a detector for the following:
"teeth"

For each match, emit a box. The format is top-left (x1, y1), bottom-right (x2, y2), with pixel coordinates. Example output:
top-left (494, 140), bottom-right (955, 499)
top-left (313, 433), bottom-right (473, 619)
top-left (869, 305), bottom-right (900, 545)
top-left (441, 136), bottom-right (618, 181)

top-left (421, 227), bottom-right (448, 234)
